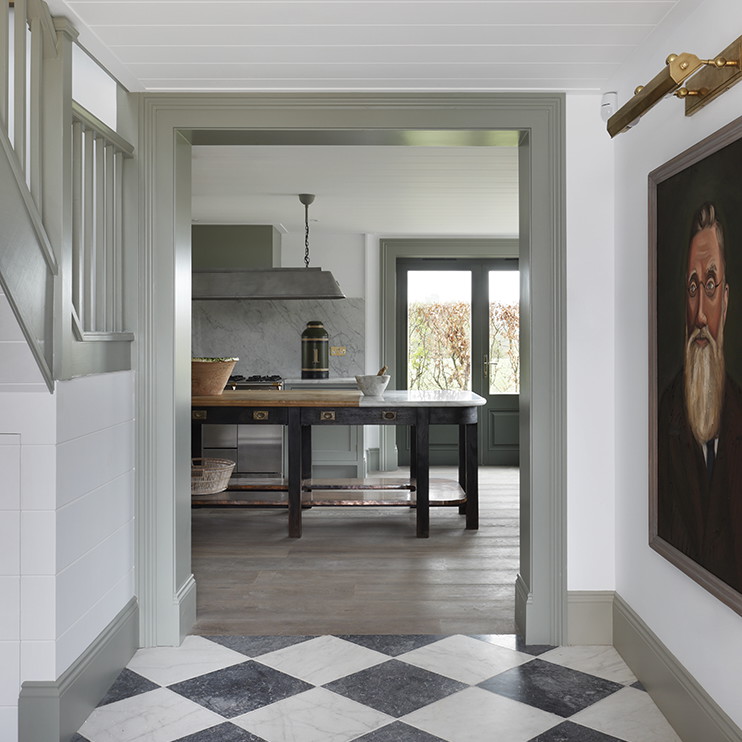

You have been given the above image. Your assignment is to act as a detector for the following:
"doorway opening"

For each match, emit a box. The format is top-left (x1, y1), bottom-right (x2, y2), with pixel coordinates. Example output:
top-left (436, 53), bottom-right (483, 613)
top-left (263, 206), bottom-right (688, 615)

top-left (137, 94), bottom-right (567, 647)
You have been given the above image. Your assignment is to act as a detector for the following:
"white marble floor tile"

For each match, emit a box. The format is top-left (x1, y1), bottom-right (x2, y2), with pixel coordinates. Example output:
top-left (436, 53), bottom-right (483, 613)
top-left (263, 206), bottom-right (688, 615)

top-left (77, 687), bottom-right (223, 742)
top-left (570, 686), bottom-right (682, 742)
top-left (232, 687), bottom-right (393, 742)
top-left (401, 686), bottom-right (562, 742)
top-left (255, 635), bottom-right (388, 685)
top-left (398, 634), bottom-right (533, 684)
top-left (538, 645), bottom-right (638, 685)
top-left (126, 636), bottom-right (247, 686)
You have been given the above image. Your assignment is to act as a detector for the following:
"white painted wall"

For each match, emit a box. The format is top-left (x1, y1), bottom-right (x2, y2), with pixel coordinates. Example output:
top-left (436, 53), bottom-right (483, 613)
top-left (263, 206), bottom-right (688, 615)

top-left (610, 0), bottom-right (742, 726)
top-left (565, 94), bottom-right (616, 590)
top-left (0, 289), bottom-right (47, 392)
top-left (72, 44), bottom-right (117, 130)
top-left (0, 369), bottom-right (135, 742)
top-left (54, 372), bottom-right (135, 674)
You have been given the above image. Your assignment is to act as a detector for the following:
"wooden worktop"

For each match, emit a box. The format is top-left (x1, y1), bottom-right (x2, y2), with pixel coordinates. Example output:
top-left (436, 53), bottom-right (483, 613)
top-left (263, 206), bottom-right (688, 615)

top-left (192, 389), bottom-right (364, 407)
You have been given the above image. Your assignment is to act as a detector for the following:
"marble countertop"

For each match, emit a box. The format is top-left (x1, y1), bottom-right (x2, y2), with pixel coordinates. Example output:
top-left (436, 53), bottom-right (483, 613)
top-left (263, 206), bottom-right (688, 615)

top-left (358, 390), bottom-right (486, 407)
top-left (193, 389), bottom-right (486, 407)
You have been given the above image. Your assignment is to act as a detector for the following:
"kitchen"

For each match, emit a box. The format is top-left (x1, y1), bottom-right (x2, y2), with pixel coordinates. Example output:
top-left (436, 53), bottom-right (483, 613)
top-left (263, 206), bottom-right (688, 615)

top-left (188, 138), bottom-right (521, 633)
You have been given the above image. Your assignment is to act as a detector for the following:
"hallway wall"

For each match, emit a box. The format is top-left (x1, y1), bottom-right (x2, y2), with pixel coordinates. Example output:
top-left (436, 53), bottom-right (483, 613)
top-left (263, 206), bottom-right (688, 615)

top-left (611, 0), bottom-right (742, 727)
top-left (0, 368), bottom-right (135, 742)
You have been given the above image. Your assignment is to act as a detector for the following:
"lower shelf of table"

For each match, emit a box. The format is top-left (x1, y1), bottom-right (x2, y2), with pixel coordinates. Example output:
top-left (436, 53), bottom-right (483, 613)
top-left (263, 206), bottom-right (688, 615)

top-left (191, 478), bottom-right (466, 507)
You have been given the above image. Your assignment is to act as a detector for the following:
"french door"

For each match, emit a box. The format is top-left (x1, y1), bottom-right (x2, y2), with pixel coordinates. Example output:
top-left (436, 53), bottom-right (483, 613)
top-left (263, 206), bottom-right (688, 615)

top-left (396, 257), bottom-right (519, 466)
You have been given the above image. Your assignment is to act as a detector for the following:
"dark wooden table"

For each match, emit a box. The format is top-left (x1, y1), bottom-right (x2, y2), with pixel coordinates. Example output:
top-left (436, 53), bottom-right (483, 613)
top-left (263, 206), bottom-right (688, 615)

top-left (191, 389), bottom-right (484, 538)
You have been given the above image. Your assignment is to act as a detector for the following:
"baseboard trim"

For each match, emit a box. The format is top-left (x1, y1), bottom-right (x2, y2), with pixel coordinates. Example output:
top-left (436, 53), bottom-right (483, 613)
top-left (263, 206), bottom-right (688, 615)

top-left (366, 446), bottom-right (380, 473)
top-left (19, 597), bottom-right (138, 742)
top-left (567, 590), bottom-right (614, 645)
top-left (177, 574), bottom-right (197, 644)
top-left (514, 573), bottom-right (529, 639)
top-left (613, 593), bottom-right (742, 742)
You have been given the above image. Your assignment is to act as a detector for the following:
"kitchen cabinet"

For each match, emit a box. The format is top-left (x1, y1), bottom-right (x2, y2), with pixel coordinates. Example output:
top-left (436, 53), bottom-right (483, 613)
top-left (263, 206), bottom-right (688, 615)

top-left (283, 378), bottom-right (366, 478)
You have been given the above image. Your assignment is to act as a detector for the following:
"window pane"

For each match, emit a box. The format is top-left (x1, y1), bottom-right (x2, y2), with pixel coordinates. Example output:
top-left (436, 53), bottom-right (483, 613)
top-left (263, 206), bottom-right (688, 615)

top-left (489, 271), bottom-right (520, 394)
top-left (408, 271), bottom-right (472, 391)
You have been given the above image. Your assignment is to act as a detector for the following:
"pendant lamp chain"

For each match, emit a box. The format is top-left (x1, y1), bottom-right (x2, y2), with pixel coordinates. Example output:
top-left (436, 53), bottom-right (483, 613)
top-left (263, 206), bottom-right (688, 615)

top-left (299, 193), bottom-right (315, 269)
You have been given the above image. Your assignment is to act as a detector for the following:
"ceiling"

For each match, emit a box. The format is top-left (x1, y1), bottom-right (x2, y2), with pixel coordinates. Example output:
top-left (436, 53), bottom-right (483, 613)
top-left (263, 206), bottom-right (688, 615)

top-left (46, 0), bottom-right (691, 94)
top-left (44, 0), bottom-right (691, 236)
top-left (191, 141), bottom-right (520, 235)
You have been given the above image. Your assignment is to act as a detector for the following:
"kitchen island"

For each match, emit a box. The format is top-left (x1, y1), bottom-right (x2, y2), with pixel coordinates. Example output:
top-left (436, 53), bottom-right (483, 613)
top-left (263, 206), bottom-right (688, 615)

top-left (192, 389), bottom-right (486, 537)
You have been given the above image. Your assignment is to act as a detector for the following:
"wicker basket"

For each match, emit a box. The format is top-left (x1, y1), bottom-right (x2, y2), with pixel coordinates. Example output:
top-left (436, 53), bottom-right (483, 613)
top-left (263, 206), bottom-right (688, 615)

top-left (191, 458), bottom-right (236, 495)
top-left (192, 358), bottom-right (238, 396)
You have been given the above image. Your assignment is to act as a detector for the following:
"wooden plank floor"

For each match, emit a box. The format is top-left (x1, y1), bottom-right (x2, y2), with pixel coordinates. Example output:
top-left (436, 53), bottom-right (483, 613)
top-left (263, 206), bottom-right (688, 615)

top-left (191, 466), bottom-right (518, 636)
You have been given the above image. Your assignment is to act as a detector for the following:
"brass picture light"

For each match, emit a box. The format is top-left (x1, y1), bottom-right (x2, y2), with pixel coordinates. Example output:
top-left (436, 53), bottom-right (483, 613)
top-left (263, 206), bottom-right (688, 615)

top-left (607, 34), bottom-right (742, 138)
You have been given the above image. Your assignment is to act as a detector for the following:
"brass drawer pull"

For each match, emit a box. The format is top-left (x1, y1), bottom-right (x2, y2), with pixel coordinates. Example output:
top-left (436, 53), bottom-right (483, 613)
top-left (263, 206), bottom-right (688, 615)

top-left (320, 411), bottom-right (336, 421)
top-left (192, 410), bottom-right (207, 420)
top-left (253, 410), bottom-right (269, 421)
top-left (382, 411), bottom-right (397, 420)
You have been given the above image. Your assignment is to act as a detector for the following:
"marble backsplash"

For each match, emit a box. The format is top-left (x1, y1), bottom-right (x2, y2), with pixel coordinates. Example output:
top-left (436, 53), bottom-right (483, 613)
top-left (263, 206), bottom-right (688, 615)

top-left (192, 298), bottom-right (365, 378)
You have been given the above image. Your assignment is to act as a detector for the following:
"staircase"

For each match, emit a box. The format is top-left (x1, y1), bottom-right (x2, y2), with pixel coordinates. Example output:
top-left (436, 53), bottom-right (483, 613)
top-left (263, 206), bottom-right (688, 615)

top-left (0, 0), bottom-right (134, 391)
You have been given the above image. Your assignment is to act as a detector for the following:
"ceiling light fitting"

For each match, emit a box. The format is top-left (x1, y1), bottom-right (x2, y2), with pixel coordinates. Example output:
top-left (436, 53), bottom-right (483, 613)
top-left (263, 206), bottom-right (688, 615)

top-left (607, 34), bottom-right (742, 138)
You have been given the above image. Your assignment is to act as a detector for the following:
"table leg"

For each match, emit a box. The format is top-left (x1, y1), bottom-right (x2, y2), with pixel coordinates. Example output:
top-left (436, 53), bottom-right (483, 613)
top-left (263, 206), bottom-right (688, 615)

top-left (415, 409), bottom-right (430, 538)
top-left (458, 425), bottom-right (466, 514)
top-left (301, 424), bottom-right (313, 508)
top-left (465, 422), bottom-right (479, 530)
top-left (288, 407), bottom-right (302, 538)
top-left (191, 419), bottom-right (202, 459)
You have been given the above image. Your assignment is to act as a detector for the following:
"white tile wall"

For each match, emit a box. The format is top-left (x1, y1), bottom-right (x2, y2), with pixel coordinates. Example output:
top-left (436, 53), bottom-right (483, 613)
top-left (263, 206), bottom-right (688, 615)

top-left (0, 704), bottom-right (18, 742)
top-left (57, 526), bottom-right (133, 637)
top-left (57, 471), bottom-right (134, 572)
top-left (56, 569), bottom-right (135, 676)
top-left (0, 294), bottom-right (24, 341)
top-left (0, 435), bottom-right (21, 740)
top-left (0, 641), bottom-right (20, 705)
top-left (20, 444), bottom-right (56, 510)
top-left (20, 511), bottom-right (56, 575)
top-left (0, 435), bottom-right (21, 509)
top-left (0, 512), bottom-right (20, 576)
top-left (0, 392), bottom-right (56, 444)
top-left (0, 342), bottom-right (46, 384)
top-left (53, 373), bottom-right (137, 678)
top-left (20, 575), bottom-right (56, 641)
top-left (56, 371), bottom-right (134, 442)
top-left (56, 421), bottom-right (135, 509)
top-left (0, 577), bottom-right (20, 641)
top-left (20, 640), bottom-right (56, 680)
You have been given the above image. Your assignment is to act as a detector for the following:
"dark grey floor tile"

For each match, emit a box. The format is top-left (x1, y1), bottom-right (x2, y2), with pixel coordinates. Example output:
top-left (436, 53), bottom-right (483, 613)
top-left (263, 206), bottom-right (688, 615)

top-left (70, 736), bottom-right (91, 742)
top-left (336, 634), bottom-right (446, 656)
top-left (323, 658), bottom-right (466, 718)
top-left (478, 659), bottom-right (622, 718)
top-left (204, 635), bottom-right (314, 657)
top-left (631, 680), bottom-right (646, 691)
top-left (174, 722), bottom-right (268, 741)
top-left (528, 720), bottom-right (628, 741)
top-left (168, 660), bottom-right (313, 717)
top-left (353, 720), bottom-right (447, 741)
top-left (97, 668), bottom-right (160, 706)
top-left (471, 634), bottom-right (556, 656)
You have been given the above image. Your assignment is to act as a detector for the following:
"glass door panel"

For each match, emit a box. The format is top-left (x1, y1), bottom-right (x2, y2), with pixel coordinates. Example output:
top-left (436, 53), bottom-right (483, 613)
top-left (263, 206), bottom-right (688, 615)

top-left (487, 270), bottom-right (520, 395)
top-left (407, 270), bottom-right (472, 391)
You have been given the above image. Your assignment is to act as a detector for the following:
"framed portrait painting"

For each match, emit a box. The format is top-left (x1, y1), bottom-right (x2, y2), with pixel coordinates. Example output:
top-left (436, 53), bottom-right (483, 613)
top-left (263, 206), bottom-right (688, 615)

top-left (650, 116), bottom-right (742, 615)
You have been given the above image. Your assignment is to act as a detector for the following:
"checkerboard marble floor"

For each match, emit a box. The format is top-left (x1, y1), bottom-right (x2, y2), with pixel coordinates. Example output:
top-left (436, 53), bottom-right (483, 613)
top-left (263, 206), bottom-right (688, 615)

top-left (72, 634), bottom-right (681, 742)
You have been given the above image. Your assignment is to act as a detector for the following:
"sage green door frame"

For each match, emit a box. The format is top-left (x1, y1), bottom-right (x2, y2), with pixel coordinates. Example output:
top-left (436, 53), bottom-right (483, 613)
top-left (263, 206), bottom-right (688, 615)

top-left (136, 93), bottom-right (566, 647)
top-left (388, 248), bottom-right (520, 467)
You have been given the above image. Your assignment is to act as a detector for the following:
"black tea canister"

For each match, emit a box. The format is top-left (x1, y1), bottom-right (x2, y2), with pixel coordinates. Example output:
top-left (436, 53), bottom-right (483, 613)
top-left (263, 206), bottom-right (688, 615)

top-left (301, 321), bottom-right (329, 378)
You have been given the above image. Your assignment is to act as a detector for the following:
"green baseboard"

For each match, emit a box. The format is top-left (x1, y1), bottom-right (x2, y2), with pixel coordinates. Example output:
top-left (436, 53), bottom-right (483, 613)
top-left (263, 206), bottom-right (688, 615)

top-left (19, 597), bottom-right (138, 742)
top-left (613, 593), bottom-right (742, 742)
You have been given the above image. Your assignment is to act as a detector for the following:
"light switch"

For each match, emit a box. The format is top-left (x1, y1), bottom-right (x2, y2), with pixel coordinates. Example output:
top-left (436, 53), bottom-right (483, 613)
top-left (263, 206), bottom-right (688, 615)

top-left (330, 346), bottom-right (346, 356)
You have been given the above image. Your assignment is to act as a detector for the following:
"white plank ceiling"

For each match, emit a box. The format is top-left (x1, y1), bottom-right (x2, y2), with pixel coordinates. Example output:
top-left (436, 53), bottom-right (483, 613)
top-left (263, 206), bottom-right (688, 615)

top-left (46, 0), bottom-right (692, 94)
top-left (44, 0), bottom-right (692, 234)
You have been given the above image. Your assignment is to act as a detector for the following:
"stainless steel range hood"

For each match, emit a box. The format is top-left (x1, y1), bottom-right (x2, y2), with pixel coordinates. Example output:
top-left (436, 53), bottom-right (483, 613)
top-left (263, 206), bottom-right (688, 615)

top-left (192, 268), bottom-right (345, 300)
